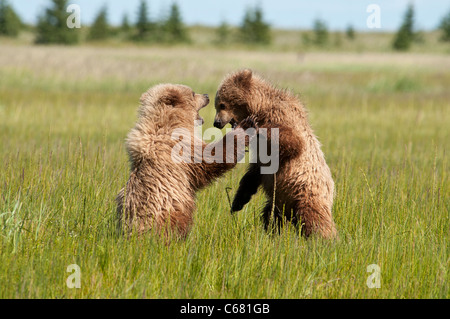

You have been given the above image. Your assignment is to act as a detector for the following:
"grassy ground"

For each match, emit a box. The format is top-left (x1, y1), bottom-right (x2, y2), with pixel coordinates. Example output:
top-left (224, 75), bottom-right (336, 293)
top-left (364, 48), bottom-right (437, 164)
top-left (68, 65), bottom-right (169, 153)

top-left (0, 44), bottom-right (448, 298)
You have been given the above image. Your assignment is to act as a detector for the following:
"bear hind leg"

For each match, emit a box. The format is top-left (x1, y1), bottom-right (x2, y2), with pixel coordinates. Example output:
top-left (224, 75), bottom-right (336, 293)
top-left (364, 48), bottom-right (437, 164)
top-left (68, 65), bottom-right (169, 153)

top-left (293, 201), bottom-right (337, 239)
top-left (261, 201), bottom-right (286, 233)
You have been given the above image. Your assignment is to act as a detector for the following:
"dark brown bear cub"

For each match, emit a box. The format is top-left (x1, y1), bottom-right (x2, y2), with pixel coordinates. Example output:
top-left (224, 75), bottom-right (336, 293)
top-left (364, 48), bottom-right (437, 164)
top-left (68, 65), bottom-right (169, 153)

top-left (214, 69), bottom-right (337, 239)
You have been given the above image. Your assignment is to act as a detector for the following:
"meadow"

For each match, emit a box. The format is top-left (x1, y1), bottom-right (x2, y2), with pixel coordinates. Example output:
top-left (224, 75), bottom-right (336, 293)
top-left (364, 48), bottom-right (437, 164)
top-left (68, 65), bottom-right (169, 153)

top-left (0, 43), bottom-right (448, 298)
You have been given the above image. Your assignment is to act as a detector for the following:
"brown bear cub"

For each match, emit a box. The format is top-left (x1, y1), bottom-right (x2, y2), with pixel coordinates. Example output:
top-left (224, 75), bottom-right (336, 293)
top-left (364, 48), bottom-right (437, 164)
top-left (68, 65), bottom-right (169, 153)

top-left (214, 69), bottom-right (337, 239)
top-left (117, 83), bottom-right (255, 238)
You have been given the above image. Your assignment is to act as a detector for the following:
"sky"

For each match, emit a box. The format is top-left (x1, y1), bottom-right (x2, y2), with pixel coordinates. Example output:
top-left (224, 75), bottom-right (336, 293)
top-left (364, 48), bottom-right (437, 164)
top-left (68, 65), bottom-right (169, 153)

top-left (9, 0), bottom-right (449, 31)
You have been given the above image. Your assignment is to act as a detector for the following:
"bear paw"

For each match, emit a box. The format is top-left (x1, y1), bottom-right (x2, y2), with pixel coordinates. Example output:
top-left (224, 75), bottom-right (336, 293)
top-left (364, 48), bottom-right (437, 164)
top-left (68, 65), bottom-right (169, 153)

top-left (236, 115), bottom-right (258, 130)
top-left (231, 199), bottom-right (245, 212)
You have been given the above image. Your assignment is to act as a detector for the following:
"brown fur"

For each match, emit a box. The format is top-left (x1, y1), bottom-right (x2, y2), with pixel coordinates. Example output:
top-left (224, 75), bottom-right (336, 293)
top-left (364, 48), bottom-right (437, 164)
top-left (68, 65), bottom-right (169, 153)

top-left (117, 83), bottom-right (255, 238)
top-left (214, 69), bottom-right (337, 239)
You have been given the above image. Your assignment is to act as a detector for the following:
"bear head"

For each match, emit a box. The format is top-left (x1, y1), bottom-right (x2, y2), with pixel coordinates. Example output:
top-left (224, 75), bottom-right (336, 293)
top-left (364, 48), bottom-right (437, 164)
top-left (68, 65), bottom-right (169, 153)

top-left (139, 83), bottom-right (209, 126)
top-left (213, 69), bottom-right (254, 129)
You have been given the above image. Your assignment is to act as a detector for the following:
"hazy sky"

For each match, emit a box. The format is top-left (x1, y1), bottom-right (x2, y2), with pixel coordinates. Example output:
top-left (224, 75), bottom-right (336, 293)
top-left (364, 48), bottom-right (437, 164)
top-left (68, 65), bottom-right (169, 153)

top-left (9, 0), bottom-right (449, 31)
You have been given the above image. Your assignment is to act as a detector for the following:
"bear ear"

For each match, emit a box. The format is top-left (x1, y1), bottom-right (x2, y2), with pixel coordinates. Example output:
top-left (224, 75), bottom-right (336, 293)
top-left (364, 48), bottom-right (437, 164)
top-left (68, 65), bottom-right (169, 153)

top-left (159, 88), bottom-right (183, 107)
top-left (234, 69), bottom-right (252, 89)
top-left (140, 92), bottom-right (150, 105)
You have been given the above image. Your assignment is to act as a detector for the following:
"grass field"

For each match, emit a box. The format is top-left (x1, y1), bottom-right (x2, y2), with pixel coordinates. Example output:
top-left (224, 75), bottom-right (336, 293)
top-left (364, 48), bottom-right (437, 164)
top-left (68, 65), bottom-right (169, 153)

top-left (0, 44), bottom-right (448, 298)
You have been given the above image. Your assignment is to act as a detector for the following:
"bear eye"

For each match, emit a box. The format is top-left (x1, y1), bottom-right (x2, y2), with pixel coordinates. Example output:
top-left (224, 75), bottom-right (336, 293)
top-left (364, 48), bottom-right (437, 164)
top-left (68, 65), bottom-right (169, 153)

top-left (220, 103), bottom-right (226, 110)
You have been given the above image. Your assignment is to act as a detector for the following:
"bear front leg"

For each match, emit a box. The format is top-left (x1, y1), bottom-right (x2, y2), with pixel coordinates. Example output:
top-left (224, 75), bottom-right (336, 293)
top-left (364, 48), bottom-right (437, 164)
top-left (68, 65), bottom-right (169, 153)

top-left (231, 163), bottom-right (261, 212)
top-left (192, 116), bottom-right (257, 189)
top-left (262, 124), bottom-right (303, 161)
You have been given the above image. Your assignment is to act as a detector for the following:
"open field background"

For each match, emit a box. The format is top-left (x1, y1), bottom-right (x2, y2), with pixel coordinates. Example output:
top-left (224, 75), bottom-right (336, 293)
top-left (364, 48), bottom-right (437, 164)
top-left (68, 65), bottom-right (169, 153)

top-left (0, 44), bottom-right (448, 298)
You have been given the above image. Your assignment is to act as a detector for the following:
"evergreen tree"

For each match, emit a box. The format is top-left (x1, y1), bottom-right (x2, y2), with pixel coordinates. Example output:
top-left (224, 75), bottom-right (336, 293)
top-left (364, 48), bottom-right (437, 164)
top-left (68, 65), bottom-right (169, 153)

top-left (252, 5), bottom-right (270, 44)
top-left (0, 0), bottom-right (22, 37)
top-left (346, 24), bottom-right (355, 40)
top-left (134, 0), bottom-right (155, 41)
top-left (35, 0), bottom-right (78, 44)
top-left (239, 5), bottom-right (271, 45)
top-left (121, 13), bottom-right (130, 33)
top-left (313, 19), bottom-right (328, 46)
top-left (438, 10), bottom-right (450, 42)
top-left (392, 3), bottom-right (415, 51)
top-left (162, 3), bottom-right (189, 43)
top-left (239, 9), bottom-right (253, 41)
top-left (88, 5), bottom-right (109, 41)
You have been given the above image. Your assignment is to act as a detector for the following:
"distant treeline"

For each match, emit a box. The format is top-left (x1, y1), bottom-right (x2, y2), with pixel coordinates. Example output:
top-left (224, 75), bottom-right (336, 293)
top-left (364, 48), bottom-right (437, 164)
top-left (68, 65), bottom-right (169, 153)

top-left (1, 0), bottom-right (450, 50)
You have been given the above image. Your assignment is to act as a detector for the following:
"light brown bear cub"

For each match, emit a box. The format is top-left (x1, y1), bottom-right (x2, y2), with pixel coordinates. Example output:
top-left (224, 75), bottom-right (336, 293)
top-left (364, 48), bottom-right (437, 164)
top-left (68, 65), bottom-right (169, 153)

top-left (117, 83), bottom-right (255, 238)
top-left (214, 69), bottom-right (337, 239)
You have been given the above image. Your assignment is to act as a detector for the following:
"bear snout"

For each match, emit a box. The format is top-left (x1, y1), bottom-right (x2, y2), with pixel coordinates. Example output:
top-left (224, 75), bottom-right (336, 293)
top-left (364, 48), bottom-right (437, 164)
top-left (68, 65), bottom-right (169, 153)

top-left (200, 94), bottom-right (210, 108)
top-left (213, 119), bottom-right (223, 129)
top-left (196, 116), bottom-right (204, 125)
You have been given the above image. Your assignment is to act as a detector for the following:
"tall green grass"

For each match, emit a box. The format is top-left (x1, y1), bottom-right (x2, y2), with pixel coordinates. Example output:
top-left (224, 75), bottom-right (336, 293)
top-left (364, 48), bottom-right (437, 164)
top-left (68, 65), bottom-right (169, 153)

top-left (0, 45), bottom-right (448, 298)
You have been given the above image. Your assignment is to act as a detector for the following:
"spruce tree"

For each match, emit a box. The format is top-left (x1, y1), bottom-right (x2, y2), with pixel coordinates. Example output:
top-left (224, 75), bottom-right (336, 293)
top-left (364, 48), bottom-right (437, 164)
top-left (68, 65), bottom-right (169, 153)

top-left (88, 6), bottom-right (109, 41)
top-left (313, 19), bottom-right (328, 46)
top-left (438, 10), bottom-right (450, 42)
top-left (392, 4), bottom-right (415, 51)
top-left (239, 5), bottom-right (271, 45)
top-left (239, 9), bottom-right (253, 42)
top-left (121, 14), bottom-right (130, 33)
top-left (252, 5), bottom-right (270, 44)
top-left (0, 0), bottom-right (22, 37)
top-left (134, 0), bottom-right (154, 41)
top-left (35, 0), bottom-right (78, 44)
top-left (162, 3), bottom-right (189, 43)
top-left (346, 24), bottom-right (355, 40)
